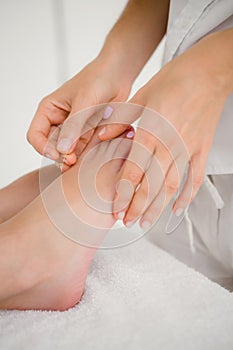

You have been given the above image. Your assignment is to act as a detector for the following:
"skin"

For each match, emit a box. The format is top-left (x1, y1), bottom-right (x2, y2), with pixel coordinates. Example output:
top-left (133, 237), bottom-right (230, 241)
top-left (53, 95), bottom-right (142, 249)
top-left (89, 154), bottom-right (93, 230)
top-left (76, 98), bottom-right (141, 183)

top-left (0, 131), bottom-right (132, 310)
top-left (26, 0), bottom-right (170, 161)
top-left (26, 1), bottom-right (233, 225)
top-left (100, 28), bottom-right (233, 228)
top-left (0, 165), bottom-right (60, 223)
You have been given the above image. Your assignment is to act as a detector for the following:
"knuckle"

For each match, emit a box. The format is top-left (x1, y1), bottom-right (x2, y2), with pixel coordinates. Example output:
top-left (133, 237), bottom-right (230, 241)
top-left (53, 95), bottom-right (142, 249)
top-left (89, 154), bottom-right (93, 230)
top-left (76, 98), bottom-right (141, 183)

top-left (124, 170), bottom-right (142, 186)
top-left (38, 95), bottom-right (51, 109)
top-left (193, 175), bottom-right (204, 189)
top-left (166, 179), bottom-right (179, 193)
top-left (139, 185), bottom-right (149, 199)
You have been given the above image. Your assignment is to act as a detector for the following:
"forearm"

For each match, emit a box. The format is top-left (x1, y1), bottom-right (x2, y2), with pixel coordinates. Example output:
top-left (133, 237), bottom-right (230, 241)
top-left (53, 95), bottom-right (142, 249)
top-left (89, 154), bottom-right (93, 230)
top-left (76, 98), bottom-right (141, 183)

top-left (205, 27), bottom-right (233, 96)
top-left (0, 165), bottom-right (59, 223)
top-left (168, 27), bottom-right (233, 99)
top-left (98, 0), bottom-right (170, 85)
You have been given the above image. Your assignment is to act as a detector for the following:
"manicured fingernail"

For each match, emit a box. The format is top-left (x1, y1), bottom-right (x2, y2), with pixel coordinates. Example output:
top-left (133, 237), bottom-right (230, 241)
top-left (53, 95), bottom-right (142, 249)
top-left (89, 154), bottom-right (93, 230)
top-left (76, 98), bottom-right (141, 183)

top-left (98, 127), bottom-right (106, 137)
top-left (126, 130), bottom-right (135, 138)
top-left (175, 208), bottom-right (183, 217)
top-left (44, 149), bottom-right (59, 160)
top-left (57, 138), bottom-right (72, 153)
top-left (103, 106), bottom-right (113, 120)
top-left (141, 220), bottom-right (151, 230)
top-left (125, 221), bottom-right (134, 228)
top-left (117, 211), bottom-right (125, 220)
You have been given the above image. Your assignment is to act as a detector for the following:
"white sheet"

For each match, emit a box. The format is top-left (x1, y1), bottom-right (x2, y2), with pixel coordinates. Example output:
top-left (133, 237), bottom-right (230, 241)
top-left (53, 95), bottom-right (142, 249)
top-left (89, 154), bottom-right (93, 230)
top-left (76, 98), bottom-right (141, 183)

top-left (0, 235), bottom-right (232, 350)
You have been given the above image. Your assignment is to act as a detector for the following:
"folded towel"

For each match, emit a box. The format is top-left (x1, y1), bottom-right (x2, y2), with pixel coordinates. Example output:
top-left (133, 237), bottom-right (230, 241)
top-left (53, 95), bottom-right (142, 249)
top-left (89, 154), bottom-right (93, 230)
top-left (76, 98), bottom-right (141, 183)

top-left (0, 231), bottom-right (232, 350)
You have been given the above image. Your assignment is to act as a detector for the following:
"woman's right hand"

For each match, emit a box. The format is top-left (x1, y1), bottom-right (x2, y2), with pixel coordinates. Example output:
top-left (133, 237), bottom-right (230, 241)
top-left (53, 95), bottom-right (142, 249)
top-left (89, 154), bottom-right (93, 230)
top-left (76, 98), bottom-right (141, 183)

top-left (26, 55), bottom-right (131, 162)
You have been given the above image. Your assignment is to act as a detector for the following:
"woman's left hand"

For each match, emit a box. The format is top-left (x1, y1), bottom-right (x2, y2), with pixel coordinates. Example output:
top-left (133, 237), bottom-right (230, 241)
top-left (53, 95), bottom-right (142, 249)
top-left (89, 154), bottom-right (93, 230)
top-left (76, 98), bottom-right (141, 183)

top-left (98, 29), bottom-right (233, 229)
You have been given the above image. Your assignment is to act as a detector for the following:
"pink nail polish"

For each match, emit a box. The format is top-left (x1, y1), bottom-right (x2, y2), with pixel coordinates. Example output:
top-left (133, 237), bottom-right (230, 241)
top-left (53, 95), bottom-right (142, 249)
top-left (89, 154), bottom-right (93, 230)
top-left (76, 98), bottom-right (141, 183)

top-left (103, 106), bottom-right (113, 120)
top-left (126, 130), bottom-right (135, 139)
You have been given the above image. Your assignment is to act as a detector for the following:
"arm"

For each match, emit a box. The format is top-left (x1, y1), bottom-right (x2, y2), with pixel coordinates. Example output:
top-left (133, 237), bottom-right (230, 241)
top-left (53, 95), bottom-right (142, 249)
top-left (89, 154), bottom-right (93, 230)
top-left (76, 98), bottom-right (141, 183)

top-left (100, 27), bottom-right (233, 227)
top-left (27, 0), bottom-right (170, 159)
top-left (100, 0), bottom-right (170, 85)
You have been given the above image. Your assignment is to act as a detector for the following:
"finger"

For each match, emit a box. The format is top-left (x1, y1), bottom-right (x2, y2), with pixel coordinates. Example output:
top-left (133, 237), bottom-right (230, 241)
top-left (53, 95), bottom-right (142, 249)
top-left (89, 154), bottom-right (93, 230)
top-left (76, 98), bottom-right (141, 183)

top-left (122, 153), bottom-right (163, 227)
top-left (74, 129), bottom-right (96, 157)
top-left (44, 126), bottom-right (61, 159)
top-left (63, 152), bottom-right (77, 166)
top-left (78, 124), bottom-right (135, 163)
top-left (98, 102), bottom-right (143, 141)
top-left (172, 153), bottom-right (206, 215)
top-left (123, 141), bottom-right (182, 225)
top-left (139, 155), bottom-right (187, 229)
top-left (139, 185), bottom-right (167, 230)
top-left (57, 104), bottom-right (105, 154)
top-left (113, 126), bottom-right (156, 219)
top-left (46, 126), bottom-right (77, 168)
top-left (27, 97), bottom-right (69, 158)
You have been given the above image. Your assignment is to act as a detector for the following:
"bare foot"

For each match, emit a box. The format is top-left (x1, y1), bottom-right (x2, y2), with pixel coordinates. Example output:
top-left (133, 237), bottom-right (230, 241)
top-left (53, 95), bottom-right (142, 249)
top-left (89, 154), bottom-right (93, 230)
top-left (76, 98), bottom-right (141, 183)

top-left (0, 165), bottom-right (60, 223)
top-left (0, 134), bottom-right (131, 311)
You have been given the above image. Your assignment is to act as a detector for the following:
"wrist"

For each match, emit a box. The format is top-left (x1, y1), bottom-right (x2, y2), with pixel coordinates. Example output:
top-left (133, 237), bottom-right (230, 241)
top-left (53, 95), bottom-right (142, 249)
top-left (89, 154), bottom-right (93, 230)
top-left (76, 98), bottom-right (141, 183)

top-left (97, 40), bottom-right (137, 87)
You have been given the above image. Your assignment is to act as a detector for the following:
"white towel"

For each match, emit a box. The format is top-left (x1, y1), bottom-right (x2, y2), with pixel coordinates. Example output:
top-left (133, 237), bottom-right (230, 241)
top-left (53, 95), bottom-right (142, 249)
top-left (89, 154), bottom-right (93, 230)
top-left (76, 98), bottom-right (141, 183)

top-left (0, 234), bottom-right (232, 350)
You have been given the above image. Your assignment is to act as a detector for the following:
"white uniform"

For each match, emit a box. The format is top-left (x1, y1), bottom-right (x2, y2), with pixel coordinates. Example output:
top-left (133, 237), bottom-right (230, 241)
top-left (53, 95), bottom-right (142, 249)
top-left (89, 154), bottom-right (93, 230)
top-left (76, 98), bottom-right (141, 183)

top-left (149, 0), bottom-right (233, 290)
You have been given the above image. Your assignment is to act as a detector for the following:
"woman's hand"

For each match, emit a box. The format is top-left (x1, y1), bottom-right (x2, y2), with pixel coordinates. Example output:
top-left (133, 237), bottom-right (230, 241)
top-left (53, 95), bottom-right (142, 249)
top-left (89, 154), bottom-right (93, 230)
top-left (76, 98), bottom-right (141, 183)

top-left (98, 29), bottom-right (233, 228)
top-left (26, 55), bottom-right (131, 164)
top-left (26, 0), bottom-right (170, 168)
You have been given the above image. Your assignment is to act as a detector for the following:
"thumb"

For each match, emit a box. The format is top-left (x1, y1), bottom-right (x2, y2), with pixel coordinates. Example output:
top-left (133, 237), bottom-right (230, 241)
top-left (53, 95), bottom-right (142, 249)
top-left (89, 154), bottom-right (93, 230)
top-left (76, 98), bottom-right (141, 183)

top-left (98, 102), bottom-right (143, 141)
top-left (57, 104), bottom-right (104, 154)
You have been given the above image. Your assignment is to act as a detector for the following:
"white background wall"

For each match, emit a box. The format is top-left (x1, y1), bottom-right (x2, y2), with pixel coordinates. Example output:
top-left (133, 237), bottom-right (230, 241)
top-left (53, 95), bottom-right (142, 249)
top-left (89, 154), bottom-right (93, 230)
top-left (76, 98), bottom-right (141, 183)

top-left (0, 0), bottom-right (164, 188)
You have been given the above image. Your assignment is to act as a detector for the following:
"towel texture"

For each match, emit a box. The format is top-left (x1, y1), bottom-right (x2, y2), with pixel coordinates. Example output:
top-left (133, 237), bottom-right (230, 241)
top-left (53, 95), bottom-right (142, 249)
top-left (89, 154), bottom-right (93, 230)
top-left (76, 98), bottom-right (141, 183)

top-left (0, 234), bottom-right (232, 350)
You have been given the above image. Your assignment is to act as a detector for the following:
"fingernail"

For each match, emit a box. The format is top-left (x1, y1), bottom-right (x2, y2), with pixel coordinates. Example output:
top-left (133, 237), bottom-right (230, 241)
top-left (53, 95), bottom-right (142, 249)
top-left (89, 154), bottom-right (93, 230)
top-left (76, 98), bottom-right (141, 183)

top-left (175, 208), bottom-right (183, 217)
top-left (103, 106), bottom-right (113, 120)
top-left (98, 127), bottom-right (106, 137)
top-left (57, 138), bottom-right (72, 153)
top-left (125, 221), bottom-right (134, 228)
top-left (126, 130), bottom-right (135, 139)
top-left (117, 211), bottom-right (125, 220)
top-left (44, 149), bottom-right (59, 160)
top-left (141, 220), bottom-right (151, 230)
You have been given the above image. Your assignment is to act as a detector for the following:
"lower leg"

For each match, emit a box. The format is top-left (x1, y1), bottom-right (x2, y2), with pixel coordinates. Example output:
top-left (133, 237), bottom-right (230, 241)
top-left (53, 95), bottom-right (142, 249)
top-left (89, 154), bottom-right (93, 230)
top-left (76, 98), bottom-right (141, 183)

top-left (0, 165), bottom-right (60, 223)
